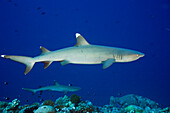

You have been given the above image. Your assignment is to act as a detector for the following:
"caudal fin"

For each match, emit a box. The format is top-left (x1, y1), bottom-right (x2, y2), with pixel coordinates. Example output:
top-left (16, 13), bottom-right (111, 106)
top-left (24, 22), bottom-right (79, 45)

top-left (1, 55), bottom-right (35, 75)
top-left (22, 88), bottom-right (37, 94)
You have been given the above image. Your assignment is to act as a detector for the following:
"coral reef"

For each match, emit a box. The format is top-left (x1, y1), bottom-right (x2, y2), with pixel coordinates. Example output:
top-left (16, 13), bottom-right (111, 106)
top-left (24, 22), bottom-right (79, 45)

top-left (55, 95), bottom-right (71, 109)
top-left (0, 94), bottom-right (169, 113)
top-left (34, 105), bottom-right (56, 113)
top-left (0, 101), bottom-right (8, 112)
top-left (18, 105), bottom-right (39, 113)
top-left (42, 100), bottom-right (55, 107)
top-left (124, 105), bottom-right (144, 113)
top-left (70, 94), bottom-right (81, 106)
top-left (76, 100), bottom-right (94, 112)
top-left (110, 94), bottom-right (159, 109)
top-left (160, 107), bottom-right (170, 112)
top-left (3, 99), bottom-right (20, 113)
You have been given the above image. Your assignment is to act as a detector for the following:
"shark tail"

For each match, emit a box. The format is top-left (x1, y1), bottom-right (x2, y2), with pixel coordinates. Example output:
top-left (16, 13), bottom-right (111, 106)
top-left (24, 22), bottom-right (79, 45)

top-left (1, 55), bottom-right (35, 75)
top-left (22, 88), bottom-right (37, 94)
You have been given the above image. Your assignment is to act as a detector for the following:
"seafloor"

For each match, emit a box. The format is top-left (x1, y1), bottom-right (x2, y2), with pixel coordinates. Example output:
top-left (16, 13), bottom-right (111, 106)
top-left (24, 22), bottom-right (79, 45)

top-left (0, 94), bottom-right (169, 113)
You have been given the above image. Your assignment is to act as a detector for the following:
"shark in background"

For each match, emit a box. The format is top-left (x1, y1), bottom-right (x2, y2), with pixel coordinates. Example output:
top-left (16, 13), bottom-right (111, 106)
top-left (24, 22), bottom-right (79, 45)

top-left (1, 33), bottom-right (144, 75)
top-left (22, 81), bottom-right (81, 94)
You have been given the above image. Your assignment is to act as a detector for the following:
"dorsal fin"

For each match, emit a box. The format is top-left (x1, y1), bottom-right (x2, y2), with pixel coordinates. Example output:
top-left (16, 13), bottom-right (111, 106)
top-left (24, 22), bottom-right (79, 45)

top-left (54, 81), bottom-right (60, 86)
top-left (75, 33), bottom-right (90, 46)
top-left (40, 46), bottom-right (50, 54)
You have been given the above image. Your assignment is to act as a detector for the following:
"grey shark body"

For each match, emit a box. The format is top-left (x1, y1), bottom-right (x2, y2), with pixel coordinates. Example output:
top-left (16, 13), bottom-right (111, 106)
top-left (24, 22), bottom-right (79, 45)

top-left (1, 33), bottom-right (144, 74)
top-left (22, 81), bottom-right (81, 94)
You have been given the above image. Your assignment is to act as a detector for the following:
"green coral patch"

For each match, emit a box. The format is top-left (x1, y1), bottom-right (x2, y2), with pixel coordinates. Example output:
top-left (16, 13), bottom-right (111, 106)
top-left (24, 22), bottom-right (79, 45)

top-left (125, 105), bottom-right (144, 113)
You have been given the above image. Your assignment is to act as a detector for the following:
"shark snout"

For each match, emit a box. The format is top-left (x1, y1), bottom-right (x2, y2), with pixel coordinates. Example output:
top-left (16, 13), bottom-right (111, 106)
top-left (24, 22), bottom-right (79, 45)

top-left (138, 53), bottom-right (145, 57)
top-left (126, 52), bottom-right (145, 62)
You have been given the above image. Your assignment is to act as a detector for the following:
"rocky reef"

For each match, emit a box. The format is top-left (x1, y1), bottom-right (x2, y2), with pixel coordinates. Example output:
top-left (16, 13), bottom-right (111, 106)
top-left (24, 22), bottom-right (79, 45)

top-left (0, 94), bottom-right (169, 113)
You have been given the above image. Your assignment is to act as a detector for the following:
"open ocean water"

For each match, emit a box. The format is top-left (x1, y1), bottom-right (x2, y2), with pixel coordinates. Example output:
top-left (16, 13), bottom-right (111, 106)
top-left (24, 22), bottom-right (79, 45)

top-left (0, 0), bottom-right (170, 109)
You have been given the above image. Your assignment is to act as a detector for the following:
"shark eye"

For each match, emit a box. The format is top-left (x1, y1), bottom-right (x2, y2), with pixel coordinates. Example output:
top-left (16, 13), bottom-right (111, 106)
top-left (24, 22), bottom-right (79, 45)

top-left (136, 54), bottom-right (141, 57)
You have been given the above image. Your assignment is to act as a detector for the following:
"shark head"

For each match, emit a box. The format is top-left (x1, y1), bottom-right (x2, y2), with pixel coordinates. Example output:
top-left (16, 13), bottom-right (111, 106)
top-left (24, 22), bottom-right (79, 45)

top-left (120, 49), bottom-right (145, 62)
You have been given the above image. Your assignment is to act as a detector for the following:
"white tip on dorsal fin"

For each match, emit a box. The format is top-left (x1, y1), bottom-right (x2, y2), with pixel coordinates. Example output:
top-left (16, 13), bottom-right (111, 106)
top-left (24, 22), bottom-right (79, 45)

top-left (75, 33), bottom-right (90, 46)
top-left (76, 33), bottom-right (81, 38)
top-left (40, 46), bottom-right (50, 54)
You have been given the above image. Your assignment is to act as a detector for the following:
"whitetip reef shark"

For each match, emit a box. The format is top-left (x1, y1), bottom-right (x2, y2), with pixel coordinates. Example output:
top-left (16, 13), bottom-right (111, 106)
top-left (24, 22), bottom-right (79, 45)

top-left (22, 81), bottom-right (81, 94)
top-left (1, 33), bottom-right (144, 75)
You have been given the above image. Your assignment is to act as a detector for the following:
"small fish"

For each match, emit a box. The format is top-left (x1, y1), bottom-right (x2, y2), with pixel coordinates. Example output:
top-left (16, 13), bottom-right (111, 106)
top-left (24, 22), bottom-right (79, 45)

top-left (39, 86), bottom-right (42, 88)
top-left (4, 82), bottom-right (8, 85)
top-left (41, 12), bottom-right (46, 15)
top-left (68, 84), bottom-right (72, 86)
top-left (39, 91), bottom-right (43, 95)
top-left (118, 93), bottom-right (122, 96)
top-left (4, 97), bottom-right (10, 100)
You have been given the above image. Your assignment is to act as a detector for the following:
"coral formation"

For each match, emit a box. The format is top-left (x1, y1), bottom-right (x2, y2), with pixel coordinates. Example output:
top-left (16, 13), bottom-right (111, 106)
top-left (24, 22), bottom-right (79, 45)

top-left (160, 107), bottom-right (170, 112)
top-left (70, 94), bottom-right (81, 106)
top-left (42, 100), bottom-right (55, 107)
top-left (3, 99), bottom-right (20, 113)
top-left (0, 101), bottom-right (8, 112)
top-left (124, 105), bottom-right (144, 113)
top-left (110, 94), bottom-right (159, 109)
top-left (34, 105), bottom-right (56, 113)
top-left (19, 105), bottom-right (39, 113)
top-left (0, 94), bottom-right (169, 113)
top-left (0, 101), bottom-right (8, 108)
top-left (76, 100), bottom-right (94, 112)
top-left (55, 95), bottom-right (70, 109)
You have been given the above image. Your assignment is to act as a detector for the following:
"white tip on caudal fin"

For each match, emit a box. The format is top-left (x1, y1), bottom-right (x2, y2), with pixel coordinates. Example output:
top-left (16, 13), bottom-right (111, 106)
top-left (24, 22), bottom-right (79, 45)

top-left (1, 55), bottom-right (5, 58)
top-left (1, 55), bottom-right (35, 75)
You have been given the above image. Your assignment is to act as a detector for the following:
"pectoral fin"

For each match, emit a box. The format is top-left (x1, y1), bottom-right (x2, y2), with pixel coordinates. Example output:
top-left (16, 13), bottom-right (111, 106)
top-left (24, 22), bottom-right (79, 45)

top-left (60, 60), bottom-right (70, 66)
top-left (102, 59), bottom-right (115, 69)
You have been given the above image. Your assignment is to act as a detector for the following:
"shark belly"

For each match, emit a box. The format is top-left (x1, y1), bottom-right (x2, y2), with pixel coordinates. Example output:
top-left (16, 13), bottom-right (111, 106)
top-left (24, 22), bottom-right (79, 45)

top-left (60, 46), bottom-right (114, 64)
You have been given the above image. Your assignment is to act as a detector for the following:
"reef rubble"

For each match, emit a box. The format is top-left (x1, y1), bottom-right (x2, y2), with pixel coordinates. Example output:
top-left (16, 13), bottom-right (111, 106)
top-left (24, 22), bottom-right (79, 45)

top-left (0, 94), bottom-right (169, 113)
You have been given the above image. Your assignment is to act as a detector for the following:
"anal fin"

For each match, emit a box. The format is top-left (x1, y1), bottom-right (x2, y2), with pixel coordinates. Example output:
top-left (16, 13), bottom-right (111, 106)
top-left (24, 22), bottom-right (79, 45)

top-left (102, 58), bottom-right (115, 69)
top-left (42, 61), bottom-right (53, 69)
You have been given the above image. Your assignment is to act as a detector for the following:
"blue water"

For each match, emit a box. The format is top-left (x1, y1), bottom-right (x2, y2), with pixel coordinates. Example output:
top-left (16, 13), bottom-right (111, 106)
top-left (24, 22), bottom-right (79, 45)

top-left (0, 0), bottom-right (170, 107)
